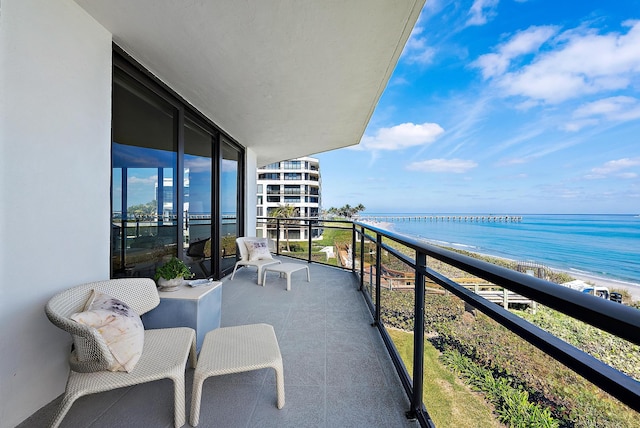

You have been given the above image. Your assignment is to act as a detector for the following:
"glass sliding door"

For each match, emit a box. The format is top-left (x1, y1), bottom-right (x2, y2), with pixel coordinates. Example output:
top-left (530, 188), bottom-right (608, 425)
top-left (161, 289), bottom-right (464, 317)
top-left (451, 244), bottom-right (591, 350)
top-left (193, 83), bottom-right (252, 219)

top-left (184, 118), bottom-right (214, 278)
top-left (111, 50), bottom-right (245, 281)
top-left (111, 69), bottom-right (178, 278)
top-left (220, 138), bottom-right (242, 275)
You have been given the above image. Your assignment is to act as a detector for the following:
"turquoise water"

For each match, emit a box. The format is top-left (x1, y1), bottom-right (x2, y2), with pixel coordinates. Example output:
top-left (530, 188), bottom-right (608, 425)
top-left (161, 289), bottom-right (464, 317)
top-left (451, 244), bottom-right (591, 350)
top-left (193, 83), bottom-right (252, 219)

top-left (363, 214), bottom-right (640, 285)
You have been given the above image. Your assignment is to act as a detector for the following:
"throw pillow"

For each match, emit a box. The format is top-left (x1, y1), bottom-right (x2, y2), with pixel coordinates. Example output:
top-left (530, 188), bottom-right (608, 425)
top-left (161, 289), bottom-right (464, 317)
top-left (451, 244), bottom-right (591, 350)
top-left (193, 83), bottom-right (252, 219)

top-left (70, 290), bottom-right (144, 372)
top-left (245, 239), bottom-right (273, 261)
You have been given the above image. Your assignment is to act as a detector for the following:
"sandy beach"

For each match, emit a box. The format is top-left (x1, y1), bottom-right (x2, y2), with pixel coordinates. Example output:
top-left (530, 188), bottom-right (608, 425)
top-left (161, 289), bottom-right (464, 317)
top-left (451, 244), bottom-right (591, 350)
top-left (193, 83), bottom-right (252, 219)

top-left (359, 219), bottom-right (640, 303)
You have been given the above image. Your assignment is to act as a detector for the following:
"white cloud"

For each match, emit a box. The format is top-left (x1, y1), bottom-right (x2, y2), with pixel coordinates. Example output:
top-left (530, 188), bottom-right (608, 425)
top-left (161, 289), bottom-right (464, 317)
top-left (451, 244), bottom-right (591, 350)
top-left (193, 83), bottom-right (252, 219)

top-left (619, 172), bottom-right (638, 179)
top-left (473, 25), bottom-right (558, 78)
top-left (358, 122), bottom-right (444, 151)
top-left (128, 175), bottom-right (157, 185)
top-left (574, 96), bottom-right (640, 119)
top-left (496, 136), bottom-right (582, 166)
top-left (467, 0), bottom-right (500, 26)
top-left (406, 158), bottom-right (478, 173)
top-left (475, 20), bottom-right (640, 104)
top-left (587, 157), bottom-right (640, 178)
top-left (562, 118), bottom-right (599, 132)
top-left (564, 96), bottom-right (640, 131)
top-left (186, 157), bottom-right (212, 172)
top-left (221, 159), bottom-right (238, 172)
top-left (403, 25), bottom-right (438, 65)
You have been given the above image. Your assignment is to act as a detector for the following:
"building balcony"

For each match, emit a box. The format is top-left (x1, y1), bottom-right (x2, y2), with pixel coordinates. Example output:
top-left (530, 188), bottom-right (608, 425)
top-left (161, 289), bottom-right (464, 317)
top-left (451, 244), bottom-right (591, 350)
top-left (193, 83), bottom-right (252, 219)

top-left (20, 219), bottom-right (640, 427)
top-left (256, 218), bottom-right (640, 426)
top-left (20, 261), bottom-right (415, 428)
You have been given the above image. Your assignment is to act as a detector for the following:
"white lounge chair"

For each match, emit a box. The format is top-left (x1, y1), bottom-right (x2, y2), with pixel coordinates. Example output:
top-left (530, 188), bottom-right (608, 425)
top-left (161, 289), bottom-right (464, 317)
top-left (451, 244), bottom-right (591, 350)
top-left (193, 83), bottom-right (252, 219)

top-left (44, 278), bottom-right (197, 428)
top-left (230, 237), bottom-right (281, 285)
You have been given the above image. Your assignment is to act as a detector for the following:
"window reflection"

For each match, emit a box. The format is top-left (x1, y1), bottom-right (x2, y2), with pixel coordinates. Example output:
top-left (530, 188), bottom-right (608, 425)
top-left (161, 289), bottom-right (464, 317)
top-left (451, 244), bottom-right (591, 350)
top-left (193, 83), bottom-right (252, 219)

top-left (111, 56), bottom-right (244, 280)
top-left (220, 139), bottom-right (241, 273)
top-left (184, 119), bottom-right (213, 278)
top-left (111, 71), bottom-right (178, 278)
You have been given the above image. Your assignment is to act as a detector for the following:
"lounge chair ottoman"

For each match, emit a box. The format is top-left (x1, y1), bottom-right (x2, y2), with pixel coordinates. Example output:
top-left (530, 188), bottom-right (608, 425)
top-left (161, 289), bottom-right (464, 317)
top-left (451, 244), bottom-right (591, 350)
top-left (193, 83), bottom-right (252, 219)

top-left (262, 262), bottom-right (311, 291)
top-left (190, 323), bottom-right (285, 426)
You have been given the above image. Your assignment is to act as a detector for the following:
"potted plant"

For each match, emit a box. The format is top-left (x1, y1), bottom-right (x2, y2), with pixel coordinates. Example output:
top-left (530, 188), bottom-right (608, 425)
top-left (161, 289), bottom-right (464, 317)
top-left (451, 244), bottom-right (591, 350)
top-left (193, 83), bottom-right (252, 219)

top-left (154, 257), bottom-right (194, 291)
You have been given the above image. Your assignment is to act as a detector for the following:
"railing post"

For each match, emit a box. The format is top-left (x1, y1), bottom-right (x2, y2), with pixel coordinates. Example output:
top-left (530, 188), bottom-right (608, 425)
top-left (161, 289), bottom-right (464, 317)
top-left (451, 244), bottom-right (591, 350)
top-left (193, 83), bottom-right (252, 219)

top-left (374, 233), bottom-right (382, 326)
top-left (276, 219), bottom-right (280, 255)
top-left (308, 219), bottom-right (312, 263)
top-left (503, 288), bottom-right (508, 309)
top-left (352, 222), bottom-right (357, 275)
top-left (359, 227), bottom-right (364, 291)
top-left (408, 250), bottom-right (426, 420)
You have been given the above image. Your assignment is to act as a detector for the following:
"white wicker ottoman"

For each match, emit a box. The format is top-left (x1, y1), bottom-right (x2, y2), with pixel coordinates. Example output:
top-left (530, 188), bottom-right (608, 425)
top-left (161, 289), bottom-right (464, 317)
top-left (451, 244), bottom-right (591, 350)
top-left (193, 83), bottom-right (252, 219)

top-left (190, 323), bottom-right (285, 426)
top-left (262, 262), bottom-right (311, 291)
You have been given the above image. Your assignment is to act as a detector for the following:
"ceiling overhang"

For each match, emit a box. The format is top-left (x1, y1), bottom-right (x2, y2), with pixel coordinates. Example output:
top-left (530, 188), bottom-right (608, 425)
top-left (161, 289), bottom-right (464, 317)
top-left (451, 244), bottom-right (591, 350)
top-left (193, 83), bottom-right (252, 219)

top-left (75, 0), bottom-right (425, 166)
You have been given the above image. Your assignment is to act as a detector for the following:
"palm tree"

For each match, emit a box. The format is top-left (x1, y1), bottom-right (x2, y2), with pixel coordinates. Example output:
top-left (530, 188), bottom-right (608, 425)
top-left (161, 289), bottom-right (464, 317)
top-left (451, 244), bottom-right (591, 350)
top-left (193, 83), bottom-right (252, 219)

top-left (269, 204), bottom-right (299, 251)
top-left (325, 203), bottom-right (366, 219)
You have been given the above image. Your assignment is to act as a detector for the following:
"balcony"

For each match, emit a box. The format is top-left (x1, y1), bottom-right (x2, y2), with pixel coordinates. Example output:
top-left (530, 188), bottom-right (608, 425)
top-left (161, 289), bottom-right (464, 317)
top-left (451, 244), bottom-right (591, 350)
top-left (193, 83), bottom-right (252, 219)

top-left (20, 219), bottom-right (640, 427)
top-left (259, 218), bottom-right (640, 426)
top-left (20, 261), bottom-right (416, 428)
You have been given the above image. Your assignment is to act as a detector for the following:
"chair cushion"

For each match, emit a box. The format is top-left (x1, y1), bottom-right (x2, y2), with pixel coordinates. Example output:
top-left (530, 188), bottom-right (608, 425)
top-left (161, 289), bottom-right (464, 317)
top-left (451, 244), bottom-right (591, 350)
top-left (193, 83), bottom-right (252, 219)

top-left (70, 290), bottom-right (144, 372)
top-left (245, 239), bottom-right (273, 261)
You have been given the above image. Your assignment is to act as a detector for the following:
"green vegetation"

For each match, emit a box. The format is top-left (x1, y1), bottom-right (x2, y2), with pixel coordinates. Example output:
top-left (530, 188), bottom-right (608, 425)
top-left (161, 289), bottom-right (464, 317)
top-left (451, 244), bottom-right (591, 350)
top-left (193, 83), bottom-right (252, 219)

top-left (324, 203), bottom-right (365, 218)
top-left (271, 220), bottom-right (354, 267)
top-left (272, 222), bottom-right (639, 425)
top-left (316, 221), bottom-right (352, 246)
top-left (381, 291), bottom-right (640, 427)
top-left (388, 329), bottom-right (501, 428)
top-left (127, 200), bottom-right (157, 219)
top-left (441, 349), bottom-right (559, 428)
top-left (516, 308), bottom-right (640, 379)
top-left (154, 256), bottom-right (194, 281)
top-left (268, 204), bottom-right (299, 251)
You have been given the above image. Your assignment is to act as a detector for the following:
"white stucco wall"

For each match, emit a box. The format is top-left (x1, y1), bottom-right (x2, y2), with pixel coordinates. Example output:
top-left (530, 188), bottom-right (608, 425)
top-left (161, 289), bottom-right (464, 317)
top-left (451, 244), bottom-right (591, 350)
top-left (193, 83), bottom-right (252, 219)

top-left (0, 0), bottom-right (112, 426)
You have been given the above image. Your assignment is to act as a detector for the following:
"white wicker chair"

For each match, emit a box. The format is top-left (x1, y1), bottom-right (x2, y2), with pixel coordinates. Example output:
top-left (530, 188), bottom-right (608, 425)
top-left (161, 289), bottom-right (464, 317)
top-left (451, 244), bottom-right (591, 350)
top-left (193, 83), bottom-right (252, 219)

top-left (45, 278), bottom-right (197, 428)
top-left (230, 237), bottom-right (281, 285)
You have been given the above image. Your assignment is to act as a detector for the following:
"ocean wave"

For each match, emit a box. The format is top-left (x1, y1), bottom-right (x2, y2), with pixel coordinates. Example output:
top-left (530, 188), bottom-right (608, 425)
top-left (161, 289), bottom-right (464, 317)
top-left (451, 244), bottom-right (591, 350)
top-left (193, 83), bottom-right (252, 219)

top-left (414, 235), bottom-right (478, 249)
top-left (569, 268), bottom-right (592, 275)
top-left (451, 242), bottom-right (478, 249)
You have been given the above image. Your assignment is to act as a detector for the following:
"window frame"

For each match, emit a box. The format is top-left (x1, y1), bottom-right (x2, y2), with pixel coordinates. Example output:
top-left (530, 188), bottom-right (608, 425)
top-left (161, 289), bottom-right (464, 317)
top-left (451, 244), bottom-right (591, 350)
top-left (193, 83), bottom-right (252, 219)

top-left (112, 45), bottom-right (245, 279)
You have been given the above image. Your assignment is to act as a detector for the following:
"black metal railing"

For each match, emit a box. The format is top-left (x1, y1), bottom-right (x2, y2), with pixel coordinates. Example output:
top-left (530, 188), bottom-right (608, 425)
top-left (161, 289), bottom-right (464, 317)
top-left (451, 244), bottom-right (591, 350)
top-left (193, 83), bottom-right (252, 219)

top-left (256, 216), bottom-right (640, 427)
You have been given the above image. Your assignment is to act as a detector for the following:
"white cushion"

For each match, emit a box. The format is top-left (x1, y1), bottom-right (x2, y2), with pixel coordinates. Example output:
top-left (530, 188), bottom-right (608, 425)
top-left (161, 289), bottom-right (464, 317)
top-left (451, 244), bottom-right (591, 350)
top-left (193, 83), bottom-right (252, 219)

top-left (70, 290), bottom-right (144, 372)
top-left (245, 239), bottom-right (273, 261)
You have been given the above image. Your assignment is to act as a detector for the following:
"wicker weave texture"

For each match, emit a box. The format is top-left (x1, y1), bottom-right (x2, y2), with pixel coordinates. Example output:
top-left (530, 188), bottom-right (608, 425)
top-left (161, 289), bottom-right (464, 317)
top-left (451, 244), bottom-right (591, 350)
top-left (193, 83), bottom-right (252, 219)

top-left (190, 323), bottom-right (285, 426)
top-left (45, 279), bottom-right (196, 428)
top-left (45, 278), bottom-right (162, 373)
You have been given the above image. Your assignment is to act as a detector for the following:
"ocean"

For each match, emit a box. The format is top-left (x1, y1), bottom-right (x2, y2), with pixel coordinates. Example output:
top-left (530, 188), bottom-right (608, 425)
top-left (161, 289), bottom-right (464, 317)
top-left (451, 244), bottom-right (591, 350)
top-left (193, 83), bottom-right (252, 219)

top-left (362, 213), bottom-right (640, 286)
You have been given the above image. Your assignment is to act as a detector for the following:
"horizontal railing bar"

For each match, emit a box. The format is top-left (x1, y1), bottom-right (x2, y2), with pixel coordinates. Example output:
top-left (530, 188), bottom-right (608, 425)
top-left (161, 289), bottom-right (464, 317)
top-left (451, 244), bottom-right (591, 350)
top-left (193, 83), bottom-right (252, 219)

top-left (258, 217), bottom-right (640, 419)
top-left (356, 229), bottom-right (418, 271)
top-left (425, 268), bottom-right (640, 410)
top-left (355, 221), bottom-right (640, 346)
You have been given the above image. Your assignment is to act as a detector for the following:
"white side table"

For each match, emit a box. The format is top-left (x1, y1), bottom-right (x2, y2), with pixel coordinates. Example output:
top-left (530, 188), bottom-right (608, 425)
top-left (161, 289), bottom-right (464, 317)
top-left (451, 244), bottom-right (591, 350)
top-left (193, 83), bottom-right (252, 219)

top-left (262, 263), bottom-right (310, 291)
top-left (142, 281), bottom-right (222, 351)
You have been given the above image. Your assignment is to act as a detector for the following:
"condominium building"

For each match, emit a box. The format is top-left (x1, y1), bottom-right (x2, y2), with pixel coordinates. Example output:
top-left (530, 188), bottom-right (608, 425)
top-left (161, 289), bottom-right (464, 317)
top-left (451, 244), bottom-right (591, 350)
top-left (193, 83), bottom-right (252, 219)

top-left (256, 157), bottom-right (321, 241)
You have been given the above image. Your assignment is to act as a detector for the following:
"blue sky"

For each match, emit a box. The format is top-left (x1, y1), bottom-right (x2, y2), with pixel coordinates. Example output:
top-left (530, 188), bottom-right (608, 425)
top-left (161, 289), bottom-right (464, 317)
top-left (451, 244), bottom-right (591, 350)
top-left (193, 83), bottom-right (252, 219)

top-left (314, 0), bottom-right (640, 214)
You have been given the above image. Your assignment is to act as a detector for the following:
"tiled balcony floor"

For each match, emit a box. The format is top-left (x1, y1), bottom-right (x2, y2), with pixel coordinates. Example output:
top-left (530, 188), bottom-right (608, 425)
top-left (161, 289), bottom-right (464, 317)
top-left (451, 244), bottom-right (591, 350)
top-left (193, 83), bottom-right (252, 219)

top-left (19, 259), bottom-right (417, 428)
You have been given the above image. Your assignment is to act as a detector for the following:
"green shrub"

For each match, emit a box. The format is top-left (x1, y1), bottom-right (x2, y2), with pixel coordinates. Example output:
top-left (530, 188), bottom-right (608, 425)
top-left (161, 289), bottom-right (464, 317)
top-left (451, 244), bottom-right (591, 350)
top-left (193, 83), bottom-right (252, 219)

top-left (442, 349), bottom-right (559, 428)
top-left (380, 289), bottom-right (640, 427)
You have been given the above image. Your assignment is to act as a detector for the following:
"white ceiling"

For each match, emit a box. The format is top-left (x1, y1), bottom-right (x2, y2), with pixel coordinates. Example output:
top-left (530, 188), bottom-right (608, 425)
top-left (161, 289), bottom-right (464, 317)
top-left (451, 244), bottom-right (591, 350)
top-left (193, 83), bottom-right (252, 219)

top-left (75, 0), bottom-right (424, 166)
